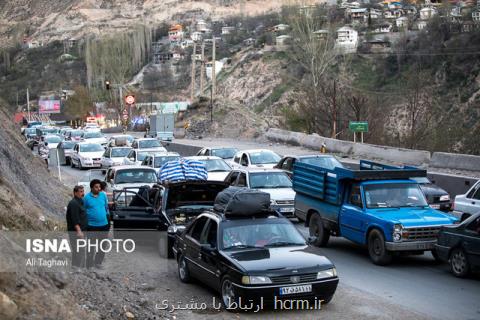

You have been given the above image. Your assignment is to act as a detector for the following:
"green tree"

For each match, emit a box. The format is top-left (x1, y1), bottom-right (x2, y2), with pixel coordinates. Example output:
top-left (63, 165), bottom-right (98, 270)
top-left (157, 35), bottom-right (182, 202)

top-left (63, 86), bottom-right (94, 120)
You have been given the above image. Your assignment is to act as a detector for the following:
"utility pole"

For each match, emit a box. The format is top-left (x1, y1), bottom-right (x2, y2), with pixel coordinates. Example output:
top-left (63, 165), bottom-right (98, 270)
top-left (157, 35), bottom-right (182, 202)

top-left (190, 42), bottom-right (197, 101)
top-left (212, 37), bottom-right (216, 97)
top-left (332, 79), bottom-right (337, 138)
top-left (26, 88), bottom-right (31, 122)
top-left (200, 42), bottom-right (205, 94)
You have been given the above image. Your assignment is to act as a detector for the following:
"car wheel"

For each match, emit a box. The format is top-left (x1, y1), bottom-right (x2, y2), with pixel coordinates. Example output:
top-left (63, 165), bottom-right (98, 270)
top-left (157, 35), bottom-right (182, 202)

top-left (177, 255), bottom-right (191, 283)
top-left (309, 213), bottom-right (330, 247)
top-left (450, 248), bottom-right (470, 278)
top-left (221, 276), bottom-right (239, 311)
top-left (367, 229), bottom-right (392, 266)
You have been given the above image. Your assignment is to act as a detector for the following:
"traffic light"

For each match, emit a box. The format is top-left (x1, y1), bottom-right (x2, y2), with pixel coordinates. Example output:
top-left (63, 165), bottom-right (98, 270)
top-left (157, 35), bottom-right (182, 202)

top-left (105, 80), bottom-right (111, 90)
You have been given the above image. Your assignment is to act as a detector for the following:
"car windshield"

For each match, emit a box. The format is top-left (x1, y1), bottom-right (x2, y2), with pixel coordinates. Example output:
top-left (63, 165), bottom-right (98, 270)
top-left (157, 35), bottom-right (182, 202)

top-left (111, 148), bottom-right (131, 157)
top-left (139, 140), bottom-right (161, 149)
top-left (45, 136), bottom-right (62, 143)
top-left (114, 169), bottom-right (157, 184)
top-left (79, 144), bottom-right (104, 152)
top-left (222, 221), bottom-right (305, 249)
top-left (84, 132), bottom-right (103, 138)
top-left (211, 148), bottom-right (238, 159)
top-left (249, 172), bottom-right (292, 189)
top-left (300, 156), bottom-right (344, 170)
top-left (154, 156), bottom-right (180, 168)
top-left (411, 177), bottom-right (430, 184)
top-left (202, 159), bottom-right (231, 172)
top-left (249, 151), bottom-right (281, 164)
top-left (61, 141), bottom-right (75, 149)
top-left (138, 152), bottom-right (155, 161)
top-left (364, 183), bottom-right (428, 208)
top-left (25, 128), bottom-right (36, 134)
top-left (70, 130), bottom-right (83, 137)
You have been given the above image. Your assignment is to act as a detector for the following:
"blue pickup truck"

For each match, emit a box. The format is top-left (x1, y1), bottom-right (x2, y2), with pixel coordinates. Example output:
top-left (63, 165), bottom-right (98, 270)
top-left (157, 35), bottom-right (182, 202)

top-left (293, 160), bottom-right (458, 265)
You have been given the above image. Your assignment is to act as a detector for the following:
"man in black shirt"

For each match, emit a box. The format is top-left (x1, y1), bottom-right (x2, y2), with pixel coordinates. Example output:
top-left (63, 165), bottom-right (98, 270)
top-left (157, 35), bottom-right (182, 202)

top-left (66, 185), bottom-right (87, 268)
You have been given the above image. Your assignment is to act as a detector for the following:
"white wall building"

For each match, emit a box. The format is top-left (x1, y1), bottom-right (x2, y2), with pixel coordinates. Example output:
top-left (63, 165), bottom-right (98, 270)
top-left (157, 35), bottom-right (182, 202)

top-left (206, 60), bottom-right (224, 80)
top-left (335, 26), bottom-right (358, 53)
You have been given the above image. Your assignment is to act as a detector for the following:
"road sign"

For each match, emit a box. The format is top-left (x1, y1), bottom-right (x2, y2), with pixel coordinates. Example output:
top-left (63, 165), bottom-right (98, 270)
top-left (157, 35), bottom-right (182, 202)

top-left (125, 95), bottom-right (135, 105)
top-left (349, 121), bottom-right (368, 133)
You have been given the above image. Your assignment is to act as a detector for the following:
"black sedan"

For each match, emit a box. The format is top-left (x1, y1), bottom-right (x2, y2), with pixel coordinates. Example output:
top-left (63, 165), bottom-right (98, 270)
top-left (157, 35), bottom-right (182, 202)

top-left (435, 213), bottom-right (480, 277)
top-left (411, 177), bottom-right (452, 212)
top-left (173, 211), bottom-right (339, 310)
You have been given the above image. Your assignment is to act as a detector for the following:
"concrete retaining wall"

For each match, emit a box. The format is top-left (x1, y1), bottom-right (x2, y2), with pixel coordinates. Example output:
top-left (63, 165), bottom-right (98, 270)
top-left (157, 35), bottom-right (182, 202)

top-left (431, 152), bottom-right (480, 172)
top-left (266, 128), bottom-right (431, 165)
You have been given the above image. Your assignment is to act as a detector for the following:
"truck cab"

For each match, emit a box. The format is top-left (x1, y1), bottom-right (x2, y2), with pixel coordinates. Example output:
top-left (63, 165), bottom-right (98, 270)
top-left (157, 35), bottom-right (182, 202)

top-left (294, 160), bottom-right (458, 265)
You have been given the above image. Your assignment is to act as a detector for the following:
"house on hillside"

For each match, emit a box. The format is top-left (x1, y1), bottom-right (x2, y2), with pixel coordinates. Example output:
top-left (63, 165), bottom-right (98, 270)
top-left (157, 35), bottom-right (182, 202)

top-left (396, 16), bottom-right (410, 29)
top-left (347, 8), bottom-right (368, 24)
top-left (373, 23), bottom-right (393, 33)
top-left (335, 26), bottom-right (358, 53)
top-left (222, 26), bottom-right (236, 35)
top-left (273, 24), bottom-right (289, 32)
top-left (191, 31), bottom-right (203, 42)
top-left (419, 7), bottom-right (437, 20)
top-left (23, 37), bottom-right (43, 49)
top-left (243, 38), bottom-right (256, 46)
top-left (196, 19), bottom-right (209, 32)
top-left (473, 6), bottom-right (480, 22)
top-left (313, 29), bottom-right (330, 40)
top-left (276, 35), bottom-right (292, 47)
top-left (168, 24), bottom-right (184, 42)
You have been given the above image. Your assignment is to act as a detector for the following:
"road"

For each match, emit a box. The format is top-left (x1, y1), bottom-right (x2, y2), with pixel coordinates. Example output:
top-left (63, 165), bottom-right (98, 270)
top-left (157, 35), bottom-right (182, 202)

top-left (55, 135), bottom-right (480, 320)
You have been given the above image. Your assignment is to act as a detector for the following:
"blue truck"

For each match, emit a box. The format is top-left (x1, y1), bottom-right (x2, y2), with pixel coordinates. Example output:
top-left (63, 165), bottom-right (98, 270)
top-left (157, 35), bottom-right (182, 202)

top-left (293, 160), bottom-right (458, 265)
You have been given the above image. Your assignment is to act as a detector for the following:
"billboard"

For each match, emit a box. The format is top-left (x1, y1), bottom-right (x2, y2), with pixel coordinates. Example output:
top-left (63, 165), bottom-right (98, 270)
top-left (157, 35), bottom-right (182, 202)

top-left (38, 100), bottom-right (61, 114)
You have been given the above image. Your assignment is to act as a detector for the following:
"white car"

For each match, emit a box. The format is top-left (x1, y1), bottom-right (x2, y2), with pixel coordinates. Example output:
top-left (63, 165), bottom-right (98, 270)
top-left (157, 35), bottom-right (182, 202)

top-left (185, 156), bottom-right (232, 181)
top-left (105, 165), bottom-right (158, 192)
top-left (230, 149), bottom-right (282, 169)
top-left (131, 138), bottom-right (167, 152)
top-left (195, 147), bottom-right (239, 160)
top-left (141, 152), bottom-right (181, 175)
top-left (101, 146), bottom-right (133, 170)
top-left (224, 168), bottom-right (296, 217)
top-left (81, 131), bottom-right (108, 146)
top-left (83, 123), bottom-right (101, 132)
top-left (44, 135), bottom-right (63, 149)
top-left (123, 149), bottom-right (159, 166)
top-left (70, 143), bottom-right (105, 169)
top-left (453, 180), bottom-right (480, 221)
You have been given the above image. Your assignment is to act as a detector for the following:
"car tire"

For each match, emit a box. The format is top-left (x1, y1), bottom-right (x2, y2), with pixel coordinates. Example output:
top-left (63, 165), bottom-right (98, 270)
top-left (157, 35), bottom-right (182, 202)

top-left (177, 255), bottom-right (191, 283)
top-left (70, 160), bottom-right (75, 168)
top-left (367, 229), bottom-right (392, 266)
top-left (221, 276), bottom-right (239, 312)
top-left (309, 213), bottom-right (330, 247)
top-left (450, 248), bottom-right (470, 278)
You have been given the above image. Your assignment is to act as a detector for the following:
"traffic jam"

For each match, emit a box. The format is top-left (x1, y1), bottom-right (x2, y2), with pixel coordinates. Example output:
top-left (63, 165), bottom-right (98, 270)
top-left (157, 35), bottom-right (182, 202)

top-left (23, 121), bottom-right (480, 310)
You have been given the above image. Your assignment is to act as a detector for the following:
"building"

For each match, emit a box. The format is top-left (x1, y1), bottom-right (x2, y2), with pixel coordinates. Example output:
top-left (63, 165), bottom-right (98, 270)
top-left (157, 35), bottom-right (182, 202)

top-left (196, 19), bottom-right (208, 32)
top-left (191, 31), bottom-right (203, 42)
top-left (348, 8), bottom-right (368, 23)
top-left (276, 35), bottom-right (292, 47)
top-left (168, 24), bottom-right (184, 42)
top-left (416, 20), bottom-right (428, 30)
top-left (206, 60), bottom-right (224, 79)
top-left (373, 23), bottom-right (393, 33)
top-left (273, 24), bottom-right (289, 32)
top-left (313, 29), bottom-right (330, 40)
top-left (221, 26), bottom-right (236, 35)
top-left (473, 7), bottom-right (480, 22)
top-left (335, 26), bottom-right (358, 53)
top-left (396, 16), bottom-right (410, 28)
top-left (384, 9), bottom-right (404, 19)
top-left (243, 38), bottom-right (256, 46)
top-left (419, 7), bottom-right (437, 20)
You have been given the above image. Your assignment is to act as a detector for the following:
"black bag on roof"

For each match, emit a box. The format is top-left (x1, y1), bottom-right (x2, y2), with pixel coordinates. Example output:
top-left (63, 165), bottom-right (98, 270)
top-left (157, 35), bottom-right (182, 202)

top-left (213, 186), bottom-right (271, 216)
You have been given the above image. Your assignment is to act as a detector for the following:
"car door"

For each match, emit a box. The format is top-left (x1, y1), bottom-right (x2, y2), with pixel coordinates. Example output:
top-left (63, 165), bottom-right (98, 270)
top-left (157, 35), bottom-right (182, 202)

top-left (339, 184), bottom-right (367, 245)
top-left (230, 152), bottom-right (241, 168)
top-left (463, 216), bottom-right (480, 267)
top-left (125, 150), bottom-right (136, 165)
top-left (197, 219), bottom-right (220, 289)
top-left (101, 148), bottom-right (110, 167)
top-left (225, 171), bottom-right (240, 185)
top-left (184, 216), bottom-right (209, 278)
top-left (72, 144), bottom-right (79, 164)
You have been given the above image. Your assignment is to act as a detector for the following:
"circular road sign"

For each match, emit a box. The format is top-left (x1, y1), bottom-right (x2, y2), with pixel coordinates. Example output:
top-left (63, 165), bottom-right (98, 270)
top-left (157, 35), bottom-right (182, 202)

top-left (125, 95), bottom-right (135, 105)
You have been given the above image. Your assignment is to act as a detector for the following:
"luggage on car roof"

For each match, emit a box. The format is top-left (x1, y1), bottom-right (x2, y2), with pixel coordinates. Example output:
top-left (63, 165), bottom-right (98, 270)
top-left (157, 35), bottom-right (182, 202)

top-left (214, 186), bottom-right (271, 216)
top-left (159, 159), bottom-right (208, 182)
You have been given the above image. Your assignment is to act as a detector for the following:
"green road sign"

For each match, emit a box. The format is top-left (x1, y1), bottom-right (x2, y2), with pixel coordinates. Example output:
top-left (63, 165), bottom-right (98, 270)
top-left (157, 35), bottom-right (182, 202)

top-left (349, 121), bottom-right (368, 132)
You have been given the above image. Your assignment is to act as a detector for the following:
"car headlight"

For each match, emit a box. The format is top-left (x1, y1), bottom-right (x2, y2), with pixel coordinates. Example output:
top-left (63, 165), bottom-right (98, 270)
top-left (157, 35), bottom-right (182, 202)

top-left (167, 225), bottom-right (177, 234)
top-left (241, 276), bottom-right (272, 285)
top-left (393, 223), bottom-right (403, 242)
top-left (317, 268), bottom-right (337, 279)
top-left (439, 195), bottom-right (450, 202)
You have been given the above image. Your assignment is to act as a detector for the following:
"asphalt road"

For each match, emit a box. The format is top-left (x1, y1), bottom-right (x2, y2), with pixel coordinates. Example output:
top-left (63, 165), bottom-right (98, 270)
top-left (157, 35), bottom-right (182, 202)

top-left (54, 135), bottom-right (480, 320)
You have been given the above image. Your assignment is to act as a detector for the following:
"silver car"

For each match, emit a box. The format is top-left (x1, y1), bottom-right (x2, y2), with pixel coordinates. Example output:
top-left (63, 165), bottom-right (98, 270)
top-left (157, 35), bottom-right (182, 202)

top-left (453, 180), bottom-right (480, 221)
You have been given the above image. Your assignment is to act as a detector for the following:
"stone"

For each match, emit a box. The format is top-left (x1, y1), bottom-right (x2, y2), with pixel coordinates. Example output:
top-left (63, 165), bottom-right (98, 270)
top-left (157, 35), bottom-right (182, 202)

top-left (0, 291), bottom-right (18, 320)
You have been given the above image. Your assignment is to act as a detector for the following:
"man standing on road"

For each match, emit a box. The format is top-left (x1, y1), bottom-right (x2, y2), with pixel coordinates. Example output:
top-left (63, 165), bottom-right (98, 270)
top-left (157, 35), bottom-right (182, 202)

top-left (66, 185), bottom-right (87, 268)
top-left (84, 179), bottom-right (110, 269)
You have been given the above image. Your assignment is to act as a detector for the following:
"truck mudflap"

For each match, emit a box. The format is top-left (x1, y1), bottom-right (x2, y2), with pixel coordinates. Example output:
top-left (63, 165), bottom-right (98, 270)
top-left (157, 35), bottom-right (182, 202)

top-left (385, 240), bottom-right (437, 251)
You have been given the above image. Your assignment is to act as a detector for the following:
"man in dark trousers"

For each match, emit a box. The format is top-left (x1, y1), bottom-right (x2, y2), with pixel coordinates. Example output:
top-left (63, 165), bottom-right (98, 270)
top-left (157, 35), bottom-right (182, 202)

top-left (84, 179), bottom-right (110, 269)
top-left (66, 185), bottom-right (87, 268)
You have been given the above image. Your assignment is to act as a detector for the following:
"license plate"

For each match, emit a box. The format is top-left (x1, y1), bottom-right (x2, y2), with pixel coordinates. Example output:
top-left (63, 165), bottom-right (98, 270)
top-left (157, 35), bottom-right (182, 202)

top-left (94, 160), bottom-right (101, 164)
top-left (430, 204), bottom-right (440, 209)
top-left (279, 284), bottom-right (312, 295)
top-left (414, 243), bottom-right (433, 250)
top-left (280, 207), bottom-right (294, 213)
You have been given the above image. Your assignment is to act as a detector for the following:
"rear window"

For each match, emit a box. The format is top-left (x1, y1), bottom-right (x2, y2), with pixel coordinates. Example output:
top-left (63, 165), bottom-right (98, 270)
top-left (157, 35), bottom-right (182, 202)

top-left (139, 140), bottom-right (161, 149)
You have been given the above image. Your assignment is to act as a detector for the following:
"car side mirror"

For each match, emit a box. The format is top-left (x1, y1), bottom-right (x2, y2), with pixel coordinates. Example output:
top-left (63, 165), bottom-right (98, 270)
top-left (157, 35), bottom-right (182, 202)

top-left (201, 243), bottom-right (216, 254)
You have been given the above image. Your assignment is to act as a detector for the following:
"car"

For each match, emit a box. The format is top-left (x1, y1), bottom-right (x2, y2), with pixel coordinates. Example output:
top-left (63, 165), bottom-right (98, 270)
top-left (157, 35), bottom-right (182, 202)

top-left (23, 128), bottom-right (37, 141)
top-left (66, 129), bottom-right (84, 142)
top-left (196, 147), bottom-right (239, 160)
top-left (57, 141), bottom-right (76, 165)
top-left (411, 177), bottom-right (452, 212)
top-left (59, 127), bottom-right (73, 136)
top-left (185, 156), bottom-right (232, 181)
top-left (27, 121), bottom-right (42, 128)
top-left (101, 146), bottom-right (133, 171)
top-left (131, 138), bottom-right (167, 152)
top-left (230, 149), bottom-right (282, 169)
top-left (43, 134), bottom-right (63, 149)
top-left (224, 168), bottom-right (296, 217)
top-left (453, 180), bottom-right (480, 221)
top-left (105, 165), bottom-right (159, 195)
top-left (70, 142), bottom-right (105, 169)
top-left (108, 135), bottom-right (134, 147)
top-left (83, 123), bottom-right (101, 132)
top-left (141, 152), bottom-right (181, 174)
top-left (123, 149), bottom-right (159, 166)
top-left (81, 131), bottom-right (108, 146)
top-left (435, 213), bottom-right (480, 277)
top-left (274, 155), bottom-right (344, 178)
top-left (173, 188), bottom-right (339, 309)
